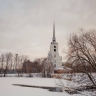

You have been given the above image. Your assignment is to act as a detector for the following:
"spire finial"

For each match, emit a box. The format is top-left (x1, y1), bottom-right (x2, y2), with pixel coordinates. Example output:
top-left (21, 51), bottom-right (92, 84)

top-left (53, 21), bottom-right (56, 42)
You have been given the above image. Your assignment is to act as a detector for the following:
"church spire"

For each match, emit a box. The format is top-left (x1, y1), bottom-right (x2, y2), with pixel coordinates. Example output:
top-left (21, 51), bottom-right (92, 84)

top-left (52, 21), bottom-right (56, 42)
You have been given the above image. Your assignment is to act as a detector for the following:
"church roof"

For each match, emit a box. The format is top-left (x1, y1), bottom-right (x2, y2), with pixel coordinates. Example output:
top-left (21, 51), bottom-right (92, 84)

top-left (54, 66), bottom-right (72, 71)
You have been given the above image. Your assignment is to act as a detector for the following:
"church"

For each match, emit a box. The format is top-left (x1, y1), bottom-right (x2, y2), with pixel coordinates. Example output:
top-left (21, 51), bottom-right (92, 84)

top-left (47, 22), bottom-right (62, 69)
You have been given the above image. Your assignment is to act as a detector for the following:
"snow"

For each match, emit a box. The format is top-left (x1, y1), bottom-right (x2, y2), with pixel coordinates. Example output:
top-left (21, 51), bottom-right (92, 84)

top-left (0, 77), bottom-right (82, 96)
top-left (0, 73), bottom-right (42, 77)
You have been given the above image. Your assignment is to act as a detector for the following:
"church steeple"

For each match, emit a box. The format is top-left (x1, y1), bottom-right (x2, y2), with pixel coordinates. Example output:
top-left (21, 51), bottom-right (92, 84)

top-left (52, 22), bottom-right (56, 42)
top-left (48, 22), bottom-right (62, 68)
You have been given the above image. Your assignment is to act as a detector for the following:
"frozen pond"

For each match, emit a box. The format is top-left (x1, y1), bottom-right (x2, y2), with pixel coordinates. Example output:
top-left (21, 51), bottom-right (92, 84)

top-left (0, 77), bottom-right (83, 96)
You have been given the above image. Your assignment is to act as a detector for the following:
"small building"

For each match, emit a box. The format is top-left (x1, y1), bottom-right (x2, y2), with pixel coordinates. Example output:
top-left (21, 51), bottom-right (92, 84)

top-left (54, 66), bottom-right (73, 74)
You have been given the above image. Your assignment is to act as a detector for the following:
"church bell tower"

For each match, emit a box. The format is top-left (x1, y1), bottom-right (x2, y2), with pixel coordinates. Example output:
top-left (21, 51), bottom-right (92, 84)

top-left (47, 22), bottom-right (62, 68)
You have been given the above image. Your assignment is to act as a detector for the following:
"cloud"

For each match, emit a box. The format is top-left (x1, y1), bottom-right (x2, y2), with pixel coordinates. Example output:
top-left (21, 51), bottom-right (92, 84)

top-left (0, 0), bottom-right (96, 60)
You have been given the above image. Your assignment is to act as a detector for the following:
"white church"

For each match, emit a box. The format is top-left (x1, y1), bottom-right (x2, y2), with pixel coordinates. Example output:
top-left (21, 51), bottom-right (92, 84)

top-left (47, 22), bottom-right (62, 69)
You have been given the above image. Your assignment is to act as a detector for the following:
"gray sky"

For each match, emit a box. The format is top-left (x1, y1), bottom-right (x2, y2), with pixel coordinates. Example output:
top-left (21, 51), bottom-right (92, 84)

top-left (0, 0), bottom-right (96, 61)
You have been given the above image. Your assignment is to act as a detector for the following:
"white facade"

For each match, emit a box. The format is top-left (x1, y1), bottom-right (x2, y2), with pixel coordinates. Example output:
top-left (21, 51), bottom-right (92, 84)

top-left (47, 23), bottom-right (62, 68)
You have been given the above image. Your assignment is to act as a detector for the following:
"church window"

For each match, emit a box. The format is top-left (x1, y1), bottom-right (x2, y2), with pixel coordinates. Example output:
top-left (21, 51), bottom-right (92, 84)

top-left (54, 49), bottom-right (56, 52)
top-left (54, 46), bottom-right (56, 48)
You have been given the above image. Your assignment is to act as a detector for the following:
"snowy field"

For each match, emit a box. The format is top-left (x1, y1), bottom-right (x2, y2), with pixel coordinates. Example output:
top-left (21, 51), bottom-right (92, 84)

top-left (0, 77), bottom-right (83, 96)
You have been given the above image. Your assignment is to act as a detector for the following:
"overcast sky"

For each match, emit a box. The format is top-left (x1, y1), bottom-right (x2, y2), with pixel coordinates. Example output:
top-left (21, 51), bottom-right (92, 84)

top-left (0, 0), bottom-right (96, 61)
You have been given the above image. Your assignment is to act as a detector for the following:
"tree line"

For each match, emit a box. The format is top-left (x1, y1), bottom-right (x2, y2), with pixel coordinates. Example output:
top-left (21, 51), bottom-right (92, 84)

top-left (0, 53), bottom-right (53, 77)
top-left (0, 53), bottom-right (28, 77)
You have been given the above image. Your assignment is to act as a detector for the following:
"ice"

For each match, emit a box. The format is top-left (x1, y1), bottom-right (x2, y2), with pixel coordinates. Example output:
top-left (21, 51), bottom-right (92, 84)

top-left (0, 77), bottom-right (82, 96)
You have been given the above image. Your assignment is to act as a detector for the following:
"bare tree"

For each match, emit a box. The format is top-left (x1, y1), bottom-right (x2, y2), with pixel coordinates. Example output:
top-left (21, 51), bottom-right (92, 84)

top-left (0, 52), bottom-right (29, 77)
top-left (8, 54), bottom-right (13, 74)
top-left (34, 58), bottom-right (45, 73)
top-left (4, 52), bottom-right (13, 77)
top-left (42, 58), bottom-right (53, 77)
top-left (22, 60), bottom-right (32, 74)
top-left (0, 53), bottom-right (5, 76)
top-left (42, 58), bottom-right (47, 77)
top-left (67, 29), bottom-right (96, 86)
top-left (15, 55), bottom-right (28, 77)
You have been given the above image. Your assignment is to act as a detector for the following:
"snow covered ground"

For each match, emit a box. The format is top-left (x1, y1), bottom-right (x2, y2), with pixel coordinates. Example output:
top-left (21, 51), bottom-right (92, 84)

top-left (0, 77), bottom-right (83, 96)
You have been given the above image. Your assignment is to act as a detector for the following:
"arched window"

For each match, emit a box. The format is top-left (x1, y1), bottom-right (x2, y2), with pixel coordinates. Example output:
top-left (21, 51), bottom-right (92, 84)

top-left (54, 49), bottom-right (56, 52)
